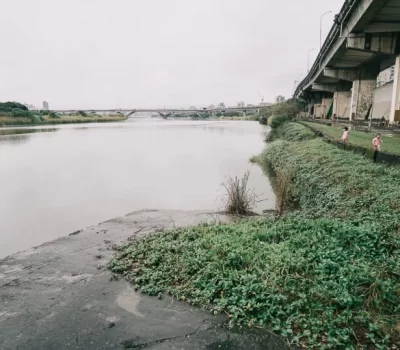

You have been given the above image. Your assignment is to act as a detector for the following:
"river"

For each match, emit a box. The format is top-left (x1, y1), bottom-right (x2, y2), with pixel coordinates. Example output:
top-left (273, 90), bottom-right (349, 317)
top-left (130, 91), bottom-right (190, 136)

top-left (0, 118), bottom-right (275, 258)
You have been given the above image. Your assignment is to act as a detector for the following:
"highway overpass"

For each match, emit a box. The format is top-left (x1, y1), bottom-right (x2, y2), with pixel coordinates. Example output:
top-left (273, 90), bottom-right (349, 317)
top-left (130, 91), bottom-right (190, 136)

top-left (294, 0), bottom-right (400, 124)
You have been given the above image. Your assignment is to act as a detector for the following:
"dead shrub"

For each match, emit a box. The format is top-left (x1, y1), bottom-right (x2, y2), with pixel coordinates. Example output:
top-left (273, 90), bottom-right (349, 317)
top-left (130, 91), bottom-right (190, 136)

top-left (222, 172), bottom-right (255, 215)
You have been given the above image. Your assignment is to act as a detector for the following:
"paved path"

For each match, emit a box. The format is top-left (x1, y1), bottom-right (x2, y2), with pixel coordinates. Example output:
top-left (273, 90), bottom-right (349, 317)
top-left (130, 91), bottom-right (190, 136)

top-left (0, 210), bottom-right (290, 350)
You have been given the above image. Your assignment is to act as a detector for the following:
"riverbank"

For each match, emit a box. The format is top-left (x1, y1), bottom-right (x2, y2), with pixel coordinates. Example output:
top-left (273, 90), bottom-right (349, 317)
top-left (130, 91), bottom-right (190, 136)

top-left (0, 209), bottom-right (288, 350)
top-left (0, 114), bottom-right (126, 127)
top-left (301, 120), bottom-right (400, 154)
top-left (110, 122), bottom-right (400, 349)
top-left (218, 115), bottom-right (259, 121)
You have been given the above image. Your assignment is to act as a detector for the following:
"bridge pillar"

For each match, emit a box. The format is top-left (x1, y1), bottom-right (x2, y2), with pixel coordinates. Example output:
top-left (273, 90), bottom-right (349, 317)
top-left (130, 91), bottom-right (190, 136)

top-left (157, 111), bottom-right (174, 119)
top-left (332, 91), bottom-right (352, 119)
top-left (349, 68), bottom-right (379, 121)
top-left (125, 110), bottom-right (137, 118)
top-left (389, 55), bottom-right (400, 124)
top-left (313, 98), bottom-right (333, 119)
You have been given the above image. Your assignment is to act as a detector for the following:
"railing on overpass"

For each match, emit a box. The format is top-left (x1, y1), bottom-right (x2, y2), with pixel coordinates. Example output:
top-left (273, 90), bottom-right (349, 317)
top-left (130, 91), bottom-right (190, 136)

top-left (294, 0), bottom-right (359, 97)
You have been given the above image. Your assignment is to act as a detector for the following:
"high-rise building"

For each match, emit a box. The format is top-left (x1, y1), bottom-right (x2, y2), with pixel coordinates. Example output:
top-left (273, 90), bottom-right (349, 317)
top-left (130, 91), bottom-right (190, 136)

top-left (43, 101), bottom-right (49, 110)
top-left (237, 101), bottom-right (245, 108)
top-left (275, 95), bottom-right (285, 104)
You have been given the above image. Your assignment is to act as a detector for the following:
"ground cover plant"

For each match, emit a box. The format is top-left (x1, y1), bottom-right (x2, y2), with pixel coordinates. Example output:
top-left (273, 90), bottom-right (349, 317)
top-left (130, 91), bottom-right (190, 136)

top-left (110, 122), bottom-right (400, 349)
top-left (302, 121), bottom-right (400, 155)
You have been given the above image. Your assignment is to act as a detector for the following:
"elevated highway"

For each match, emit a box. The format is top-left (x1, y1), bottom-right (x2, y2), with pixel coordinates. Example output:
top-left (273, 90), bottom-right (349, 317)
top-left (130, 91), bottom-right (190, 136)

top-left (295, 0), bottom-right (400, 123)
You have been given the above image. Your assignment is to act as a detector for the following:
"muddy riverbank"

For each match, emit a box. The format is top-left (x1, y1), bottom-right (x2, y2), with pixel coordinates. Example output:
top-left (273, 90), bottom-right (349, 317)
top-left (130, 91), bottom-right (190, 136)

top-left (0, 209), bottom-right (288, 350)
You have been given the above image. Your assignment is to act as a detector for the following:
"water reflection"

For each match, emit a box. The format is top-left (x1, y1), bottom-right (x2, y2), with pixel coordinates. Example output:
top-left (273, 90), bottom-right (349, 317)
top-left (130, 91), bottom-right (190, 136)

top-left (0, 134), bottom-right (30, 145)
top-left (0, 120), bottom-right (275, 258)
top-left (0, 127), bottom-right (58, 136)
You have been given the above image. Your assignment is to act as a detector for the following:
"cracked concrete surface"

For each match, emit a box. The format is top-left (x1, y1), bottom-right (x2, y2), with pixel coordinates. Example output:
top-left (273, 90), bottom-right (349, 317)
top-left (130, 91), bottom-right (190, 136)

top-left (0, 209), bottom-right (290, 350)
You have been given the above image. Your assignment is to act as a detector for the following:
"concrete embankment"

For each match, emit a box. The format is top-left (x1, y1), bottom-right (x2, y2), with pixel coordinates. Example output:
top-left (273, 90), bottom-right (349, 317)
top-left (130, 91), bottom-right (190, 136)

top-left (0, 209), bottom-right (288, 350)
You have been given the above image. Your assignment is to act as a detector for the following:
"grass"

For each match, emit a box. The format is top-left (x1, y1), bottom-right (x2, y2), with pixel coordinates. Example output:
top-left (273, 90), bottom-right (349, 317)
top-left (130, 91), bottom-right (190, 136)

top-left (268, 122), bottom-right (316, 142)
top-left (110, 122), bottom-right (400, 349)
top-left (0, 113), bottom-right (125, 126)
top-left (0, 116), bottom-right (35, 125)
top-left (302, 121), bottom-right (400, 155)
top-left (40, 114), bottom-right (125, 124)
top-left (218, 115), bottom-right (259, 121)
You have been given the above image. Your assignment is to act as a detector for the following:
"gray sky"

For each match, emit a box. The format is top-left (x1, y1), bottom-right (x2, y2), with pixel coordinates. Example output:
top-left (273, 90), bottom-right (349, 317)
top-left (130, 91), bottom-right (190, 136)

top-left (0, 0), bottom-right (344, 109)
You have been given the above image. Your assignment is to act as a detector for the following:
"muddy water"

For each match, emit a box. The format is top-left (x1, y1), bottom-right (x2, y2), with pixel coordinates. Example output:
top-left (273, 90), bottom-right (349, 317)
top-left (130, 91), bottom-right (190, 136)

top-left (0, 119), bottom-right (275, 258)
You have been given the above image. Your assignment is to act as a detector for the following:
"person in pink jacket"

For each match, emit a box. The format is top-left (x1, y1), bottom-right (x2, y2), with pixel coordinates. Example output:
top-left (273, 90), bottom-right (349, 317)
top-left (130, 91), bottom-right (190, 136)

top-left (372, 134), bottom-right (382, 151)
top-left (372, 134), bottom-right (382, 162)
top-left (341, 127), bottom-right (349, 142)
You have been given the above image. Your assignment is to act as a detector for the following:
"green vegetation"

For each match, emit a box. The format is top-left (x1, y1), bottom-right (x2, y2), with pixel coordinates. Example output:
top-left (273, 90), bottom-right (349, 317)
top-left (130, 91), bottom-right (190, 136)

top-left (259, 98), bottom-right (306, 126)
top-left (0, 101), bottom-right (125, 126)
top-left (303, 121), bottom-right (400, 155)
top-left (0, 101), bottom-right (34, 122)
top-left (110, 121), bottom-right (400, 348)
top-left (0, 101), bottom-right (29, 112)
top-left (0, 113), bottom-right (125, 126)
top-left (259, 116), bottom-right (268, 125)
top-left (268, 121), bottom-right (316, 142)
top-left (219, 115), bottom-right (260, 121)
top-left (223, 111), bottom-right (241, 117)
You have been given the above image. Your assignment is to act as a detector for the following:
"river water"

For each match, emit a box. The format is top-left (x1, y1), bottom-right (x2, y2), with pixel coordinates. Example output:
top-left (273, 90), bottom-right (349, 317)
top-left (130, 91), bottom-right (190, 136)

top-left (0, 119), bottom-right (275, 258)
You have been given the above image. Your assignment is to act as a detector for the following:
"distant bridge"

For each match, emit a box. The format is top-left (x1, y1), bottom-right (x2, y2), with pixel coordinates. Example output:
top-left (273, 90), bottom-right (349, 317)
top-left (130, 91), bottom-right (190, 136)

top-left (44, 106), bottom-right (272, 119)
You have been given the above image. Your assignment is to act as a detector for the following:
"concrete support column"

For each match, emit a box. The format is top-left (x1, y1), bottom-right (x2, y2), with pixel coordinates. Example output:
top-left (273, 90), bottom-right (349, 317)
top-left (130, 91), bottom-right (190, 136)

top-left (333, 91), bottom-right (351, 119)
top-left (349, 74), bottom-right (376, 121)
top-left (314, 98), bottom-right (332, 119)
top-left (389, 55), bottom-right (400, 124)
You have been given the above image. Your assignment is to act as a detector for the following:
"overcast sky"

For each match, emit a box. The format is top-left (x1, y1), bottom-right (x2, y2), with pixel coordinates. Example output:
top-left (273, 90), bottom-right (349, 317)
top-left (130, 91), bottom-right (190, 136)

top-left (0, 0), bottom-right (344, 109)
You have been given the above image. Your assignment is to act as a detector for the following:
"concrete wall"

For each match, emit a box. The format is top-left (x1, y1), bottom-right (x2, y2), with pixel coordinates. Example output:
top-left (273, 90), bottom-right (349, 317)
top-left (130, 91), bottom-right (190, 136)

top-left (314, 98), bottom-right (332, 118)
top-left (390, 56), bottom-right (400, 124)
top-left (350, 80), bottom-right (375, 120)
top-left (371, 82), bottom-right (393, 119)
top-left (333, 91), bottom-right (351, 118)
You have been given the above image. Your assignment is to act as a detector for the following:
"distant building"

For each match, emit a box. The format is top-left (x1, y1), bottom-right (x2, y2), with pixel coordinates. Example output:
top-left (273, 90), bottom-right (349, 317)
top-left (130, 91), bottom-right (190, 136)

top-left (237, 101), bottom-right (245, 108)
top-left (43, 101), bottom-right (49, 110)
top-left (218, 102), bottom-right (225, 108)
top-left (246, 104), bottom-right (255, 107)
top-left (189, 106), bottom-right (196, 110)
top-left (260, 102), bottom-right (273, 107)
top-left (208, 104), bottom-right (215, 110)
top-left (275, 95), bottom-right (285, 103)
top-left (24, 103), bottom-right (38, 110)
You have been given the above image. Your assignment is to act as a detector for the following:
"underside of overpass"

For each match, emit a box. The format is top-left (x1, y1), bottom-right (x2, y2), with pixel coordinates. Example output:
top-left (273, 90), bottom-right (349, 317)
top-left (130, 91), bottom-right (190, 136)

top-left (296, 0), bottom-right (400, 123)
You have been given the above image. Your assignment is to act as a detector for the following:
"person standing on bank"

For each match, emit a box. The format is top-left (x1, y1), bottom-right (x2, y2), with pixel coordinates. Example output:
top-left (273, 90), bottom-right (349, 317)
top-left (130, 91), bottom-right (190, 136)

top-left (380, 116), bottom-right (386, 128)
top-left (372, 133), bottom-right (382, 162)
top-left (341, 127), bottom-right (349, 142)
